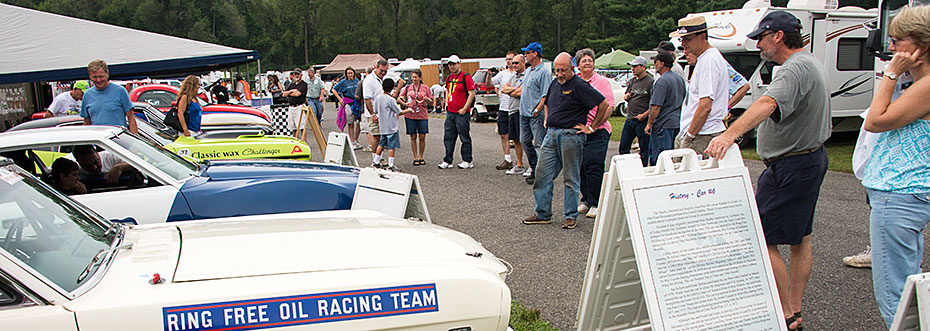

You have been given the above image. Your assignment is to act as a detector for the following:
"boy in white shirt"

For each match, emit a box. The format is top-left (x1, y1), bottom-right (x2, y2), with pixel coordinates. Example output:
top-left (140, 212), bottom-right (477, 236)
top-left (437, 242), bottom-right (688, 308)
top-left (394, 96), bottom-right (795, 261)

top-left (371, 79), bottom-right (411, 171)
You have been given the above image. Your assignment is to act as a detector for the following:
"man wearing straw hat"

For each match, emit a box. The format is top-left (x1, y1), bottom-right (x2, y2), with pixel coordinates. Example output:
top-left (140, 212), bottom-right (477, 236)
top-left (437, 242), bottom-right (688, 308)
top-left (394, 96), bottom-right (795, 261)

top-left (669, 15), bottom-right (730, 159)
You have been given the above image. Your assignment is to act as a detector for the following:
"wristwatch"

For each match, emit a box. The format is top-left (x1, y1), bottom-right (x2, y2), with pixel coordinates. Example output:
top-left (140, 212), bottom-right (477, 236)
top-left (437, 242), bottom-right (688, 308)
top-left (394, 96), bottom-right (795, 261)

top-left (685, 131), bottom-right (696, 139)
top-left (885, 71), bottom-right (898, 81)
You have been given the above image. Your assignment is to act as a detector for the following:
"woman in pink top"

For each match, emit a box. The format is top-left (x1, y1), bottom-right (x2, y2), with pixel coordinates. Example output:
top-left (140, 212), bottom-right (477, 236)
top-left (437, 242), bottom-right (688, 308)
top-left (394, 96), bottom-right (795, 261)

top-left (575, 48), bottom-right (615, 218)
top-left (397, 69), bottom-right (433, 166)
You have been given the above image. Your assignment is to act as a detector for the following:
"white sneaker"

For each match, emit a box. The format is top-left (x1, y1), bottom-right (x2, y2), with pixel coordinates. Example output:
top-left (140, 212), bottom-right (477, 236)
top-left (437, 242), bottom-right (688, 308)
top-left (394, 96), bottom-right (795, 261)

top-left (586, 206), bottom-right (598, 218)
top-left (457, 161), bottom-right (474, 169)
top-left (506, 166), bottom-right (526, 175)
top-left (351, 142), bottom-right (362, 150)
top-left (843, 246), bottom-right (872, 268)
top-left (522, 168), bottom-right (533, 177)
top-left (577, 203), bottom-right (590, 214)
top-left (437, 162), bottom-right (454, 169)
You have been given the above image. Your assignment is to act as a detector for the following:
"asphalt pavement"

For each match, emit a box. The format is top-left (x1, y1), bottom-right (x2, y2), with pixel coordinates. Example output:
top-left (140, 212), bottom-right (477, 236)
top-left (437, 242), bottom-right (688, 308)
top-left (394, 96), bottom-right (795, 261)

top-left (310, 102), bottom-right (929, 331)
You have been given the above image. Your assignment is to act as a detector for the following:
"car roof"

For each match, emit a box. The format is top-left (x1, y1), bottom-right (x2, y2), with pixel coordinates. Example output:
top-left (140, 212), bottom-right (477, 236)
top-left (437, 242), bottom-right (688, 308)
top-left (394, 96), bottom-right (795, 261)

top-left (0, 126), bottom-right (123, 150)
top-left (7, 115), bottom-right (83, 131)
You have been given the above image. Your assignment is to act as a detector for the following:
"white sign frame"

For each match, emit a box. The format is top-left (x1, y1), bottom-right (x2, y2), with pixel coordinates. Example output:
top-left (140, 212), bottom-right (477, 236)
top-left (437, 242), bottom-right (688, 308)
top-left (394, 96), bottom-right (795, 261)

top-left (577, 147), bottom-right (785, 331)
top-left (890, 272), bottom-right (930, 330)
top-left (324, 132), bottom-right (359, 167)
top-left (350, 167), bottom-right (431, 223)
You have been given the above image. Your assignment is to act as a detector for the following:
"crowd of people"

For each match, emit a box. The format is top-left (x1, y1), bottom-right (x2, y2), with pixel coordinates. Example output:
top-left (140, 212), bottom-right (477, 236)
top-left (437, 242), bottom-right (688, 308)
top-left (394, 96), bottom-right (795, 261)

top-left (46, 5), bottom-right (929, 328)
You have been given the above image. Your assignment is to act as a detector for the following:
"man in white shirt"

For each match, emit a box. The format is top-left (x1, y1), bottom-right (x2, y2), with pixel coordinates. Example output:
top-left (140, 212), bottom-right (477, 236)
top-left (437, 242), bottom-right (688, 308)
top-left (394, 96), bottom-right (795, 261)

top-left (492, 51), bottom-right (517, 170)
top-left (670, 15), bottom-right (730, 158)
top-left (364, 60), bottom-right (389, 162)
top-left (46, 81), bottom-right (89, 117)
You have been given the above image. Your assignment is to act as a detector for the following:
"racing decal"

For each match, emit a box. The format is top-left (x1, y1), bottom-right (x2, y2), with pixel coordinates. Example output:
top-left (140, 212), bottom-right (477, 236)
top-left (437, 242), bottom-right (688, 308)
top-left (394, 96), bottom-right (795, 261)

top-left (162, 283), bottom-right (438, 331)
top-left (182, 148), bottom-right (289, 160)
top-left (291, 145), bottom-right (302, 154)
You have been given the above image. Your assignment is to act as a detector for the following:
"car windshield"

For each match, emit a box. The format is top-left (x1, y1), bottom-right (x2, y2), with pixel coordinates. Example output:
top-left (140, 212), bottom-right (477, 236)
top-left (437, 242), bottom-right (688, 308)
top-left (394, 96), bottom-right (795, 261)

top-left (0, 163), bottom-right (115, 293)
top-left (135, 119), bottom-right (177, 146)
top-left (111, 132), bottom-right (199, 180)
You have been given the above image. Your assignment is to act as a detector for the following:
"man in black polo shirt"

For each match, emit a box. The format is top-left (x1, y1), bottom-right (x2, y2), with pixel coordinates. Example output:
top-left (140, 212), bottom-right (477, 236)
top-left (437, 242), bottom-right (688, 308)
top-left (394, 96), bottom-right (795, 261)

top-left (522, 52), bottom-right (609, 229)
top-left (282, 68), bottom-right (308, 136)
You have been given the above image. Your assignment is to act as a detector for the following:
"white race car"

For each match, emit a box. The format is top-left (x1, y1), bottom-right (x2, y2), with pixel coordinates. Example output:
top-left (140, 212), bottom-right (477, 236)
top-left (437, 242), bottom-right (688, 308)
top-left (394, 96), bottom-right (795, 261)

top-left (0, 158), bottom-right (512, 330)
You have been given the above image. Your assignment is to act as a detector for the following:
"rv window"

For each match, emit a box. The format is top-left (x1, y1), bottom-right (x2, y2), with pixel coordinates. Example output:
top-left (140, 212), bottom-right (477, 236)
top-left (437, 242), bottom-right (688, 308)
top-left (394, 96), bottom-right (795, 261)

top-left (759, 62), bottom-right (777, 85)
top-left (837, 38), bottom-right (872, 71)
top-left (722, 53), bottom-right (762, 82)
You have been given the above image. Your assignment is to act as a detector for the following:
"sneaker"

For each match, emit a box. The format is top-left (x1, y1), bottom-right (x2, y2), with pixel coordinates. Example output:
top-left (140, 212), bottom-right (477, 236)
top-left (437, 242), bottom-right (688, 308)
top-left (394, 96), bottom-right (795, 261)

top-left (522, 214), bottom-right (552, 225)
top-left (586, 207), bottom-right (598, 219)
top-left (386, 165), bottom-right (400, 172)
top-left (522, 168), bottom-right (533, 178)
top-left (843, 246), bottom-right (872, 268)
top-left (457, 161), bottom-right (474, 169)
top-left (370, 162), bottom-right (382, 169)
top-left (506, 166), bottom-right (526, 175)
top-left (525, 175), bottom-right (535, 185)
top-left (438, 162), bottom-right (454, 169)
top-left (351, 142), bottom-right (362, 150)
top-left (578, 203), bottom-right (590, 214)
top-left (496, 160), bottom-right (513, 170)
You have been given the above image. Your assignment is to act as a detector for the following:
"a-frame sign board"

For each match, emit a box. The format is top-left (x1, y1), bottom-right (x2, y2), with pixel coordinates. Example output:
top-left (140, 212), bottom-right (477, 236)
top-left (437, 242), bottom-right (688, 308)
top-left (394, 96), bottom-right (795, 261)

top-left (890, 272), bottom-right (930, 331)
top-left (350, 167), bottom-right (431, 223)
top-left (576, 146), bottom-right (785, 331)
top-left (324, 132), bottom-right (359, 167)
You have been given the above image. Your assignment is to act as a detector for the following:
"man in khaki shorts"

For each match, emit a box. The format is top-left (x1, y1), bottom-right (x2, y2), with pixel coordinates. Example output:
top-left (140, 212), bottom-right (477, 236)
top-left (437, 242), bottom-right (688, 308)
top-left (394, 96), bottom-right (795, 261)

top-left (670, 15), bottom-right (730, 158)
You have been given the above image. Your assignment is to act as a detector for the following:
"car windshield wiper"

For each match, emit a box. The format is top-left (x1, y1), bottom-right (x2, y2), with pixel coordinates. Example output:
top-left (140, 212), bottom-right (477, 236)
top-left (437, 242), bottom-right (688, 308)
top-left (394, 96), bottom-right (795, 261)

top-left (77, 223), bottom-right (131, 283)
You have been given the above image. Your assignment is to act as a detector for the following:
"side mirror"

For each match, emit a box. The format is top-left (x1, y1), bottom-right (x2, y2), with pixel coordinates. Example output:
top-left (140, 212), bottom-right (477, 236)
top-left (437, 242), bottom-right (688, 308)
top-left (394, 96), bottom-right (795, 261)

top-left (866, 29), bottom-right (891, 61)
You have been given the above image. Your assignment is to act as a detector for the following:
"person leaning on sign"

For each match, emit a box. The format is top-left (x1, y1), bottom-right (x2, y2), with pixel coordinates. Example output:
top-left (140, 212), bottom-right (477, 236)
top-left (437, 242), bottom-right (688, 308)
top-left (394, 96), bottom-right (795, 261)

top-left (81, 59), bottom-right (138, 134)
top-left (705, 11), bottom-right (831, 331)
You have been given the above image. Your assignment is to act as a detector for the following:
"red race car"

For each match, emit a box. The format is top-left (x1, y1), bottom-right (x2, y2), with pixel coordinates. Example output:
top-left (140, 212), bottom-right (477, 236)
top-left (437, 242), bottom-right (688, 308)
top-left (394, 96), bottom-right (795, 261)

top-left (128, 84), bottom-right (269, 121)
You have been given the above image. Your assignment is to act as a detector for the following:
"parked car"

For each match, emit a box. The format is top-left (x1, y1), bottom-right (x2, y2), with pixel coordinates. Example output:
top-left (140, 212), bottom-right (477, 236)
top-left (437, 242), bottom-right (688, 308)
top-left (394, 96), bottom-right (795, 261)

top-left (129, 102), bottom-right (273, 132)
top-left (0, 158), bottom-right (512, 331)
top-left (470, 68), bottom-right (499, 122)
top-left (0, 126), bottom-right (357, 224)
top-left (129, 84), bottom-right (270, 121)
top-left (8, 114), bottom-right (308, 162)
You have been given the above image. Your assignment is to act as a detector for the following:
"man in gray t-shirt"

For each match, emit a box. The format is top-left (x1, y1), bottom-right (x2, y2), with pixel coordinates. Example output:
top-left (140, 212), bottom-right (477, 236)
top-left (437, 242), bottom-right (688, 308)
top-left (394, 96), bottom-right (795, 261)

top-left (706, 12), bottom-right (829, 330)
top-left (645, 53), bottom-right (686, 166)
top-left (501, 54), bottom-right (528, 174)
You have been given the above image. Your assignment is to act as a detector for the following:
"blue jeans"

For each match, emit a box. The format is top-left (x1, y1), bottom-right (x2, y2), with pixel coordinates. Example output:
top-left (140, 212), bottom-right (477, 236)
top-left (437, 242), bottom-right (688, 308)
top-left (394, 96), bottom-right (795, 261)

top-left (580, 129), bottom-right (610, 207)
top-left (618, 118), bottom-right (649, 166)
top-left (520, 115), bottom-right (546, 171)
top-left (648, 127), bottom-right (679, 166)
top-left (308, 98), bottom-right (324, 124)
top-left (443, 112), bottom-right (472, 163)
top-left (867, 188), bottom-right (930, 328)
top-left (534, 128), bottom-right (586, 220)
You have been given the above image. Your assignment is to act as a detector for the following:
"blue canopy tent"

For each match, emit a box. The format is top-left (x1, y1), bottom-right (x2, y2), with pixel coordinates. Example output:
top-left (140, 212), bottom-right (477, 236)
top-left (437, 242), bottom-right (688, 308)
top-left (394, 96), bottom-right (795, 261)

top-left (0, 3), bottom-right (259, 84)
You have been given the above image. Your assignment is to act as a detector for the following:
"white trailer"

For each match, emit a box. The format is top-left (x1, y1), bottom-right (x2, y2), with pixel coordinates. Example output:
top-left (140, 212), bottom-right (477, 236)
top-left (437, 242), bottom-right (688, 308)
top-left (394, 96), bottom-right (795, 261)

top-left (680, 0), bottom-right (877, 144)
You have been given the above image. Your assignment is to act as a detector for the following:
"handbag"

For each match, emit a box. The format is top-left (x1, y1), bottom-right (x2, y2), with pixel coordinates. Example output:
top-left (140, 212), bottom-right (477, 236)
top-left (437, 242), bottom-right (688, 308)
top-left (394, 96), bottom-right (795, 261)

top-left (164, 105), bottom-right (184, 132)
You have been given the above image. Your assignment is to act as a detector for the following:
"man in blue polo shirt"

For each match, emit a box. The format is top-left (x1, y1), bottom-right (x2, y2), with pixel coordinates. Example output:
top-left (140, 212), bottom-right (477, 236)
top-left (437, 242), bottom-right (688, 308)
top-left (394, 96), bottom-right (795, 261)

top-left (522, 52), bottom-right (609, 229)
top-left (518, 41), bottom-right (553, 185)
top-left (80, 59), bottom-right (137, 134)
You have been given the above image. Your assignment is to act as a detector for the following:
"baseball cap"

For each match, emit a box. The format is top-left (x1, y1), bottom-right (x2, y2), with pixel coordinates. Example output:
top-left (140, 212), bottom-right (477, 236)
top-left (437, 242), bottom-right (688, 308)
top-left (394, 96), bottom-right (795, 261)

top-left (654, 41), bottom-right (676, 53)
top-left (627, 56), bottom-right (648, 67)
top-left (747, 11), bottom-right (802, 40)
top-left (291, 67), bottom-right (302, 75)
top-left (72, 80), bottom-right (90, 91)
top-left (653, 53), bottom-right (675, 67)
top-left (447, 55), bottom-right (461, 63)
top-left (521, 42), bottom-right (543, 54)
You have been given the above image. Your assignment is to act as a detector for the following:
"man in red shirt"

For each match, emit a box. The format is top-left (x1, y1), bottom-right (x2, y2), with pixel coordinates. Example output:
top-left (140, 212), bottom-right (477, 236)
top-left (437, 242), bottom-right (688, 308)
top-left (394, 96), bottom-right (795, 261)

top-left (438, 55), bottom-right (477, 169)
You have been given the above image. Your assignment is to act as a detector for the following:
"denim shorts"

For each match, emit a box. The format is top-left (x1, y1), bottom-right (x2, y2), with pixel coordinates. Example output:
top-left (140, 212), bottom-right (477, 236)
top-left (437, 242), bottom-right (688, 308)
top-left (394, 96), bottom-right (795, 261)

top-left (378, 132), bottom-right (401, 150)
top-left (404, 118), bottom-right (429, 135)
top-left (756, 146), bottom-right (828, 245)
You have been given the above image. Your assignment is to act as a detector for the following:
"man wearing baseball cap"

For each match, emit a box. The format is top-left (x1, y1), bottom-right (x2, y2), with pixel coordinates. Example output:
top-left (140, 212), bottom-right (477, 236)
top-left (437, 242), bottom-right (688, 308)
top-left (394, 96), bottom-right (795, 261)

top-left (46, 81), bottom-right (88, 118)
top-left (706, 11), bottom-right (830, 330)
top-left (517, 41), bottom-right (553, 184)
top-left (618, 56), bottom-right (654, 166)
top-left (654, 41), bottom-right (688, 82)
top-left (282, 68), bottom-right (308, 136)
top-left (670, 15), bottom-right (730, 159)
top-left (438, 55), bottom-right (476, 169)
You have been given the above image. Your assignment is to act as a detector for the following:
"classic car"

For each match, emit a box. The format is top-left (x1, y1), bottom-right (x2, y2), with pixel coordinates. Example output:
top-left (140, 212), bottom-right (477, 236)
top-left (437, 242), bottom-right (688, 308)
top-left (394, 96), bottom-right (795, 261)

top-left (0, 126), bottom-right (356, 224)
top-left (129, 84), bottom-right (270, 121)
top-left (8, 114), bottom-right (308, 162)
top-left (0, 158), bottom-right (511, 331)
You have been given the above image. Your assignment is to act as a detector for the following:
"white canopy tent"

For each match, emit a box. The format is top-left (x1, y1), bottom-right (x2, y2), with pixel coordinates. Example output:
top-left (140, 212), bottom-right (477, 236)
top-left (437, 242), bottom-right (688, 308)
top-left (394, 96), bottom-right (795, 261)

top-left (0, 3), bottom-right (259, 84)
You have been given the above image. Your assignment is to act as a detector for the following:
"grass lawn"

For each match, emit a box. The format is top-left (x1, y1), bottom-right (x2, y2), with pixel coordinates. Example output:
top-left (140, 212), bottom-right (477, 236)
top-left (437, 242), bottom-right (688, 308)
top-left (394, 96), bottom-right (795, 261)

top-left (510, 301), bottom-right (558, 331)
top-left (606, 115), bottom-right (856, 173)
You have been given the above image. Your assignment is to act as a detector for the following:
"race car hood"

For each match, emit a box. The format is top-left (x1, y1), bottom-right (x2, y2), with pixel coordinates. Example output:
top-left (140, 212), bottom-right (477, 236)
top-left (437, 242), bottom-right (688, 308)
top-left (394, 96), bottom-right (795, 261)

top-left (199, 160), bottom-right (358, 181)
top-left (169, 210), bottom-right (506, 282)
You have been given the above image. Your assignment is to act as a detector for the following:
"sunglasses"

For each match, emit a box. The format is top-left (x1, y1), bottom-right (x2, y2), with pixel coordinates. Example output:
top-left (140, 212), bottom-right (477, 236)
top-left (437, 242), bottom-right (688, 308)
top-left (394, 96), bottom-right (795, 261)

top-left (511, 61), bottom-right (521, 65)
